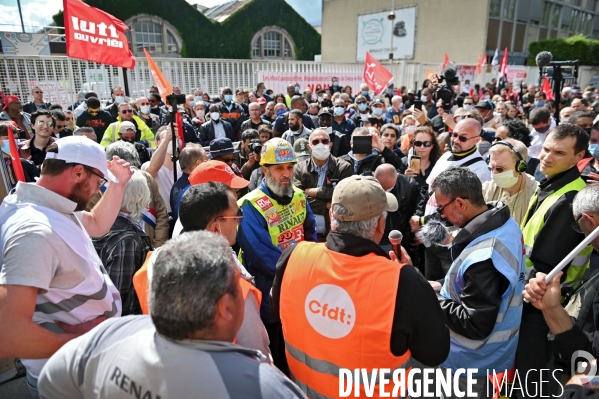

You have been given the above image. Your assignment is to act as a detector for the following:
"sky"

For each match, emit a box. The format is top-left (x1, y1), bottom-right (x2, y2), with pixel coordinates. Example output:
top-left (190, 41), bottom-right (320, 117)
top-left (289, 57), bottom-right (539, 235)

top-left (0, 0), bottom-right (322, 32)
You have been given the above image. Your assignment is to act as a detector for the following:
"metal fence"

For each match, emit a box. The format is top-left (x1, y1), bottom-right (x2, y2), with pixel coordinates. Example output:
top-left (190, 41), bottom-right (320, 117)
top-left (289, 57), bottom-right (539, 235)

top-left (0, 55), bottom-right (591, 109)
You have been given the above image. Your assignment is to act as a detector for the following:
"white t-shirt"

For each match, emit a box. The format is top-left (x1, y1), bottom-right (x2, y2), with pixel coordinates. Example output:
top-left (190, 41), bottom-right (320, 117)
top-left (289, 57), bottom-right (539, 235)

top-left (141, 162), bottom-right (182, 213)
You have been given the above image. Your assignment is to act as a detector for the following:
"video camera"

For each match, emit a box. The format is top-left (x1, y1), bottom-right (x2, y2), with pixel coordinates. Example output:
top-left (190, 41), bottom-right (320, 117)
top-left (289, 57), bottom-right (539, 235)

top-left (166, 93), bottom-right (187, 108)
top-left (248, 139), bottom-right (262, 155)
top-left (433, 61), bottom-right (459, 112)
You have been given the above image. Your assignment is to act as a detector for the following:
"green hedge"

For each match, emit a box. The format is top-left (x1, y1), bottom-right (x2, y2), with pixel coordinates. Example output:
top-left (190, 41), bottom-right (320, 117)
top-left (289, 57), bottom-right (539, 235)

top-left (52, 0), bottom-right (320, 60)
top-left (528, 34), bottom-right (599, 66)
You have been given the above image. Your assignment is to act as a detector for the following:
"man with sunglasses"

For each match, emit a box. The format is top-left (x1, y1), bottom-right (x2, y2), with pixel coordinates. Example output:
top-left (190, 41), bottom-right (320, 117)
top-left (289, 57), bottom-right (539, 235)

top-left (293, 129), bottom-right (352, 241)
top-left (75, 97), bottom-right (113, 144)
top-left (0, 136), bottom-right (133, 397)
top-left (101, 103), bottom-right (156, 148)
top-left (22, 86), bottom-right (51, 115)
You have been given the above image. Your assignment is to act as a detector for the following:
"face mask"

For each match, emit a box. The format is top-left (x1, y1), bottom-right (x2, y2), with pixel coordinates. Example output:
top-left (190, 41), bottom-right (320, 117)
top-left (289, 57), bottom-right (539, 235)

top-left (484, 95), bottom-right (491, 101)
top-left (373, 108), bottom-right (383, 116)
top-left (584, 127), bottom-right (592, 137)
top-left (404, 125), bottom-right (416, 135)
top-left (276, 109), bottom-right (286, 116)
top-left (492, 169), bottom-right (519, 189)
top-left (362, 90), bottom-right (369, 97)
top-left (166, 139), bottom-right (183, 155)
top-left (333, 106), bottom-right (345, 116)
top-left (324, 126), bottom-right (332, 135)
top-left (224, 94), bottom-right (233, 103)
top-left (463, 84), bottom-right (470, 90)
top-left (463, 104), bottom-right (473, 110)
top-left (536, 125), bottom-right (550, 134)
top-left (1, 140), bottom-right (12, 154)
top-left (140, 105), bottom-right (150, 114)
top-left (333, 81), bottom-right (339, 87)
top-left (151, 105), bottom-right (159, 110)
top-left (358, 103), bottom-right (368, 112)
top-left (210, 112), bottom-right (220, 121)
top-left (194, 96), bottom-right (203, 103)
top-left (387, 89), bottom-right (394, 95)
top-left (115, 96), bottom-right (124, 104)
top-left (295, 86), bottom-right (300, 93)
top-left (589, 144), bottom-right (599, 159)
top-left (311, 143), bottom-right (330, 160)
top-left (189, 101), bottom-right (195, 108)
top-left (534, 101), bottom-right (544, 107)
top-left (310, 115), bottom-right (319, 123)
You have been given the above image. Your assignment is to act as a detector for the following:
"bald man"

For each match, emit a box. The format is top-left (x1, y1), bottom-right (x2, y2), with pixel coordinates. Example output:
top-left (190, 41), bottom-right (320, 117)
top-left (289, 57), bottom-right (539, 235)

top-left (374, 163), bottom-right (421, 264)
top-left (559, 106), bottom-right (575, 124)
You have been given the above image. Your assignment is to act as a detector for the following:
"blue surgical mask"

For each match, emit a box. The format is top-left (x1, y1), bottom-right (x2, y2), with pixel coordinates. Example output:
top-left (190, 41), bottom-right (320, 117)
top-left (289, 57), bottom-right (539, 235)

top-left (194, 96), bottom-right (203, 103)
top-left (276, 109), bottom-right (286, 116)
top-left (115, 96), bottom-right (124, 104)
top-left (589, 144), bottom-right (599, 159)
top-left (224, 94), bottom-right (233, 102)
top-left (358, 103), bottom-right (368, 112)
top-left (373, 108), bottom-right (383, 116)
top-left (295, 86), bottom-right (300, 93)
top-left (189, 101), bottom-right (195, 108)
top-left (1, 140), bottom-right (10, 154)
top-left (333, 106), bottom-right (345, 116)
top-left (534, 101), bottom-right (544, 107)
top-left (362, 90), bottom-right (369, 97)
top-left (421, 96), bottom-right (428, 102)
top-left (333, 81), bottom-right (339, 87)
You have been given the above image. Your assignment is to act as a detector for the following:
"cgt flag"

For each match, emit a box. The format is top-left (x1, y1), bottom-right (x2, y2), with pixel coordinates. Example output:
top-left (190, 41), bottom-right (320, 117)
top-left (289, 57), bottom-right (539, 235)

top-left (63, 0), bottom-right (135, 69)
top-left (363, 52), bottom-right (393, 95)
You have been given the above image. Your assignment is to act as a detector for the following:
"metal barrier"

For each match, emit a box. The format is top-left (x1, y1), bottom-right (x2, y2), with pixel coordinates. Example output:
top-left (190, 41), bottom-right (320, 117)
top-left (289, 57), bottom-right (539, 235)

top-left (0, 55), bottom-right (560, 109)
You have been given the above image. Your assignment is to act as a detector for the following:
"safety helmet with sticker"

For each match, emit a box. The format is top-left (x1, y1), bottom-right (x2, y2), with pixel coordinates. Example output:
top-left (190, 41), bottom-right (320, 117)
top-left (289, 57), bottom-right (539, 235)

top-left (259, 137), bottom-right (298, 165)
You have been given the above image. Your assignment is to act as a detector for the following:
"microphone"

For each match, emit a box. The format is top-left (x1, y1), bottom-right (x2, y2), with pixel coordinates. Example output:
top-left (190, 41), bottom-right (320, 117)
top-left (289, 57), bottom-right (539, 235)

top-left (389, 230), bottom-right (403, 260)
top-left (535, 51), bottom-right (553, 68)
top-left (417, 219), bottom-right (450, 248)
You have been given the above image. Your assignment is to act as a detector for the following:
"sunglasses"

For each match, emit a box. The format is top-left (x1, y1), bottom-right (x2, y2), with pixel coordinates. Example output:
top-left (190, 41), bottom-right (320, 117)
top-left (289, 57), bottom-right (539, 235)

top-left (221, 156), bottom-right (236, 163)
top-left (36, 120), bottom-right (54, 127)
top-left (120, 109), bottom-right (133, 114)
top-left (34, 91), bottom-right (43, 94)
top-left (488, 165), bottom-right (506, 173)
top-left (139, 102), bottom-right (150, 106)
top-left (149, 99), bottom-right (157, 103)
top-left (436, 197), bottom-right (457, 214)
top-left (451, 132), bottom-right (478, 142)
top-left (311, 139), bottom-right (330, 145)
top-left (414, 140), bottom-right (432, 147)
top-left (217, 208), bottom-right (244, 225)
top-left (56, 124), bottom-right (65, 130)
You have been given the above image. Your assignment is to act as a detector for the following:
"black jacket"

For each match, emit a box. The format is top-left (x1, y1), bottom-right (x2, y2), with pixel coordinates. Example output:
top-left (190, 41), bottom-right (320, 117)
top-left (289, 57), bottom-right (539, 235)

top-left (293, 156), bottom-right (353, 235)
top-left (217, 101), bottom-right (245, 133)
top-left (198, 119), bottom-right (236, 147)
top-left (437, 202), bottom-right (511, 340)
top-left (340, 146), bottom-right (404, 176)
top-left (103, 102), bottom-right (120, 122)
top-left (271, 231), bottom-right (450, 366)
top-left (329, 129), bottom-right (350, 157)
top-left (22, 101), bottom-right (51, 115)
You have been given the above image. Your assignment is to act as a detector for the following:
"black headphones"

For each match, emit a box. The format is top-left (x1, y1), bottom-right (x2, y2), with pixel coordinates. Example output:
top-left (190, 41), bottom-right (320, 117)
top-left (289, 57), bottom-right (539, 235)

top-left (490, 140), bottom-right (527, 173)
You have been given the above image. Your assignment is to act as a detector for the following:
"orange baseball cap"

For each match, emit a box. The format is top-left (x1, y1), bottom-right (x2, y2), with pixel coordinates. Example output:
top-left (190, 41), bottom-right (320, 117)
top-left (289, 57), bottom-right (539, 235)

top-left (189, 160), bottom-right (249, 189)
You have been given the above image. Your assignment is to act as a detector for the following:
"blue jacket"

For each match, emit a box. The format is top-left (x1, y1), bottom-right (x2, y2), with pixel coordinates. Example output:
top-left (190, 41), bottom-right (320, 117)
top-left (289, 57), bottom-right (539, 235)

top-left (237, 180), bottom-right (317, 323)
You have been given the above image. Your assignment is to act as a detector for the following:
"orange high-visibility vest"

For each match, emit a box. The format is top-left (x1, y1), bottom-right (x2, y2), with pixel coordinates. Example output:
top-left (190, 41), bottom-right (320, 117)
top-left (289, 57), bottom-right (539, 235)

top-left (133, 251), bottom-right (261, 315)
top-left (280, 241), bottom-right (411, 399)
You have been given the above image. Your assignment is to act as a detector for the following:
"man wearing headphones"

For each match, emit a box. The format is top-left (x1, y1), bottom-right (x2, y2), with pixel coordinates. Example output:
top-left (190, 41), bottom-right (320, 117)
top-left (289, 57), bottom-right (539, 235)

top-left (482, 138), bottom-right (538, 225)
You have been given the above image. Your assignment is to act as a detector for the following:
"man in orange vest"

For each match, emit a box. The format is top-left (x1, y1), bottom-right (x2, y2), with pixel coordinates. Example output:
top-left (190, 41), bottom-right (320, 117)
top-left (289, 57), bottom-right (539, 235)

top-left (271, 175), bottom-right (450, 398)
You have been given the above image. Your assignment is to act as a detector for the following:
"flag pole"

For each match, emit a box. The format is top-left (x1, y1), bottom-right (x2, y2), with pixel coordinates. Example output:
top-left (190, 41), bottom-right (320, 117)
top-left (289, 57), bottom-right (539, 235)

top-left (16, 0), bottom-right (25, 32)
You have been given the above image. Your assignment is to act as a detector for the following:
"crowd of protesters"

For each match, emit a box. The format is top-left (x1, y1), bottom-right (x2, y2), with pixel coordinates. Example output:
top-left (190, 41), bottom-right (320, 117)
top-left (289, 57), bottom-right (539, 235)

top-left (1, 74), bottom-right (599, 399)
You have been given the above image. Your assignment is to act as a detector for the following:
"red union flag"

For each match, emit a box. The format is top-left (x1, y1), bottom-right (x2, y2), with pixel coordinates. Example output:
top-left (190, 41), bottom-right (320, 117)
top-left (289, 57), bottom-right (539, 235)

top-left (363, 52), bottom-right (393, 95)
top-left (63, 0), bottom-right (135, 69)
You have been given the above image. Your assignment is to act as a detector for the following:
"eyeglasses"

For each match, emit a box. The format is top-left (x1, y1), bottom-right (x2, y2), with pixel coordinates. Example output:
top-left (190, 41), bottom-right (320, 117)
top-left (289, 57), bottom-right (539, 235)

top-left (139, 102), bottom-right (150, 106)
top-left (56, 124), bottom-right (65, 130)
top-left (311, 139), bottom-right (330, 145)
top-left (34, 91), bottom-right (43, 94)
top-left (149, 99), bottom-right (157, 103)
top-left (436, 197), bottom-right (465, 214)
top-left (217, 208), bottom-right (244, 225)
top-left (488, 165), bottom-right (506, 173)
top-left (120, 109), bottom-right (133, 114)
top-left (36, 120), bottom-right (54, 127)
top-left (84, 166), bottom-right (107, 187)
top-left (221, 156), bottom-right (236, 163)
top-left (356, 101), bottom-right (367, 105)
top-left (414, 140), bottom-right (432, 147)
top-left (572, 214), bottom-right (585, 234)
top-left (451, 132), bottom-right (478, 142)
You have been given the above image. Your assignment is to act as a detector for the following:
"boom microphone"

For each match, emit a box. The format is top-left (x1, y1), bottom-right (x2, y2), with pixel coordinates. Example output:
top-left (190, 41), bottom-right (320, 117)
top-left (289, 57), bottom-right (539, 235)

top-left (389, 230), bottom-right (403, 260)
top-left (417, 219), bottom-right (450, 248)
top-left (535, 51), bottom-right (553, 68)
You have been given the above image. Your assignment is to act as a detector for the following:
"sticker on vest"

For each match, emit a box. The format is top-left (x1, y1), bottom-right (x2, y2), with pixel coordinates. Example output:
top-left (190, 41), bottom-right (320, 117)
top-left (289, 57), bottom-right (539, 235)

top-left (275, 148), bottom-right (294, 163)
top-left (256, 196), bottom-right (274, 211)
top-left (305, 284), bottom-right (356, 339)
top-left (278, 225), bottom-right (304, 250)
top-left (264, 208), bottom-right (281, 226)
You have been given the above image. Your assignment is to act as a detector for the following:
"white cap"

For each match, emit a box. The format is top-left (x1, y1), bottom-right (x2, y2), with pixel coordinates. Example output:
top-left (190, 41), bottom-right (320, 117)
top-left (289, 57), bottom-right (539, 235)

top-left (45, 136), bottom-right (118, 183)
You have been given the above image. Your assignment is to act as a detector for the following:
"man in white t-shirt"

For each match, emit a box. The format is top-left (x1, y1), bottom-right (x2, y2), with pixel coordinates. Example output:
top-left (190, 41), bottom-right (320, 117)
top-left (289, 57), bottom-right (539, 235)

top-left (141, 126), bottom-right (182, 213)
top-left (0, 136), bottom-right (133, 397)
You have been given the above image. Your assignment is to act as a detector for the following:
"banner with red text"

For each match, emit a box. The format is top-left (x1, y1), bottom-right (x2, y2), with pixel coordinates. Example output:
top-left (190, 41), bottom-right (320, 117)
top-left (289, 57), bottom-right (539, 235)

top-left (257, 72), bottom-right (362, 97)
top-left (63, 0), bottom-right (135, 69)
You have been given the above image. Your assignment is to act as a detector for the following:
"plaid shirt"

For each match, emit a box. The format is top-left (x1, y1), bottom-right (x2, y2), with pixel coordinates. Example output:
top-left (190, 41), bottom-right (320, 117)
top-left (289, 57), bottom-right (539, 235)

top-left (93, 216), bottom-right (153, 316)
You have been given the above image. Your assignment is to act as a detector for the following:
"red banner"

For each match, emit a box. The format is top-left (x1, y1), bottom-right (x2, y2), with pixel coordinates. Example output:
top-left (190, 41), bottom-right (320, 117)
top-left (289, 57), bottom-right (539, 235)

top-left (63, 0), bottom-right (135, 69)
top-left (363, 52), bottom-right (394, 95)
top-left (441, 53), bottom-right (449, 71)
top-left (7, 124), bottom-right (25, 183)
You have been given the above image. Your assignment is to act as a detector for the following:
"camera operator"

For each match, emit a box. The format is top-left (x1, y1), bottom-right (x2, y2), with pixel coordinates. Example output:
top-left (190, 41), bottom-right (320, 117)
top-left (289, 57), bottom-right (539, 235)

top-left (235, 129), bottom-right (262, 180)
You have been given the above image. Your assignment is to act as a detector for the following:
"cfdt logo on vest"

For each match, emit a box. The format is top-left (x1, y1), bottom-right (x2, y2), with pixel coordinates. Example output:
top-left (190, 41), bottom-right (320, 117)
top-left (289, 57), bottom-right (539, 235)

top-left (305, 284), bottom-right (356, 339)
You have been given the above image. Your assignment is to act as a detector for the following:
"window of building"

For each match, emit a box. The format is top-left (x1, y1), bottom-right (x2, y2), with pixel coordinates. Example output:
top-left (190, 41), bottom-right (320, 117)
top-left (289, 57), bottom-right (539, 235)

top-left (552, 5), bottom-right (562, 28)
top-left (541, 2), bottom-right (552, 26)
top-left (251, 27), bottom-right (295, 60)
top-left (489, 0), bottom-right (501, 18)
top-left (503, 0), bottom-right (516, 20)
top-left (126, 15), bottom-right (183, 58)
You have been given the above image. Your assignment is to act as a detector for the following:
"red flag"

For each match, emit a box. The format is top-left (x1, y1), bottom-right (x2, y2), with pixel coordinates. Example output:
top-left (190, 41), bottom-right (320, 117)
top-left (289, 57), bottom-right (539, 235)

top-left (442, 53), bottom-right (449, 71)
top-left (63, 0), bottom-right (135, 69)
top-left (363, 52), bottom-right (394, 95)
top-left (144, 49), bottom-right (173, 105)
top-left (542, 77), bottom-right (555, 100)
top-left (476, 53), bottom-right (483, 75)
top-left (499, 48), bottom-right (509, 78)
top-left (7, 124), bottom-right (25, 183)
top-left (175, 112), bottom-right (185, 149)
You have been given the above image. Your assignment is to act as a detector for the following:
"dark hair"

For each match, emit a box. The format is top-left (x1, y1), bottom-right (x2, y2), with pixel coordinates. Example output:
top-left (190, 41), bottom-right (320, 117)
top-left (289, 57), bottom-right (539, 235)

top-left (549, 123), bottom-right (589, 154)
top-left (86, 97), bottom-right (101, 109)
top-left (273, 93), bottom-right (286, 103)
top-left (501, 119), bottom-right (531, 147)
top-left (529, 107), bottom-right (551, 125)
top-left (179, 182), bottom-right (233, 232)
top-left (84, 92), bottom-right (98, 99)
top-left (545, 100), bottom-right (557, 110)
top-left (380, 123), bottom-right (399, 139)
top-left (256, 82), bottom-right (265, 90)
top-left (242, 129), bottom-right (259, 141)
top-left (150, 93), bottom-right (162, 102)
top-left (49, 104), bottom-right (63, 111)
top-left (569, 111), bottom-right (594, 125)
top-left (258, 125), bottom-right (272, 138)
top-left (289, 109), bottom-right (303, 120)
top-left (0, 121), bottom-right (17, 138)
top-left (30, 109), bottom-right (55, 126)
top-left (430, 166), bottom-right (486, 207)
top-left (291, 95), bottom-right (303, 105)
top-left (51, 110), bottom-right (66, 121)
top-left (413, 126), bottom-right (441, 161)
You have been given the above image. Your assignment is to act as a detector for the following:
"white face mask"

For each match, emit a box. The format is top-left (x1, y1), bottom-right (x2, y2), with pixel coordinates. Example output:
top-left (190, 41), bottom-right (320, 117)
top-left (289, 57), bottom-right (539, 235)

top-left (210, 112), bottom-right (220, 121)
top-left (311, 143), bottom-right (330, 160)
top-left (166, 139), bottom-right (182, 155)
top-left (196, 109), bottom-right (205, 118)
top-left (404, 125), bottom-right (416, 135)
top-left (492, 169), bottom-right (519, 189)
top-left (140, 105), bottom-right (150, 114)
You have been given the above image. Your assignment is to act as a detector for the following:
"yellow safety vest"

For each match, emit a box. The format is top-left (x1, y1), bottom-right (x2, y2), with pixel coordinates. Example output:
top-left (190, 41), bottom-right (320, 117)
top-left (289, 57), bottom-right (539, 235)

top-left (521, 177), bottom-right (592, 293)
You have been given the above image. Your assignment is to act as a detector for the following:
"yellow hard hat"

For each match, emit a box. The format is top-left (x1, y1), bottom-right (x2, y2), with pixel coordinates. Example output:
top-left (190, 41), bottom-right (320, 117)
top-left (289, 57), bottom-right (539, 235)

top-left (259, 138), bottom-right (298, 165)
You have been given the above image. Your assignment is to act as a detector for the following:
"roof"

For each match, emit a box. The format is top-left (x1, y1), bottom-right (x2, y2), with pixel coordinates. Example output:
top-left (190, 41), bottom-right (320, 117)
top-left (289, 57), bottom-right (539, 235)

top-left (202, 0), bottom-right (250, 22)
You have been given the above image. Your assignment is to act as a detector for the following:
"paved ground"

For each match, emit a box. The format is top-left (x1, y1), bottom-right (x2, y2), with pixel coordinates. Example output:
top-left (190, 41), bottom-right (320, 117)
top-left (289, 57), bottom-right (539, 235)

top-left (0, 376), bottom-right (30, 398)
